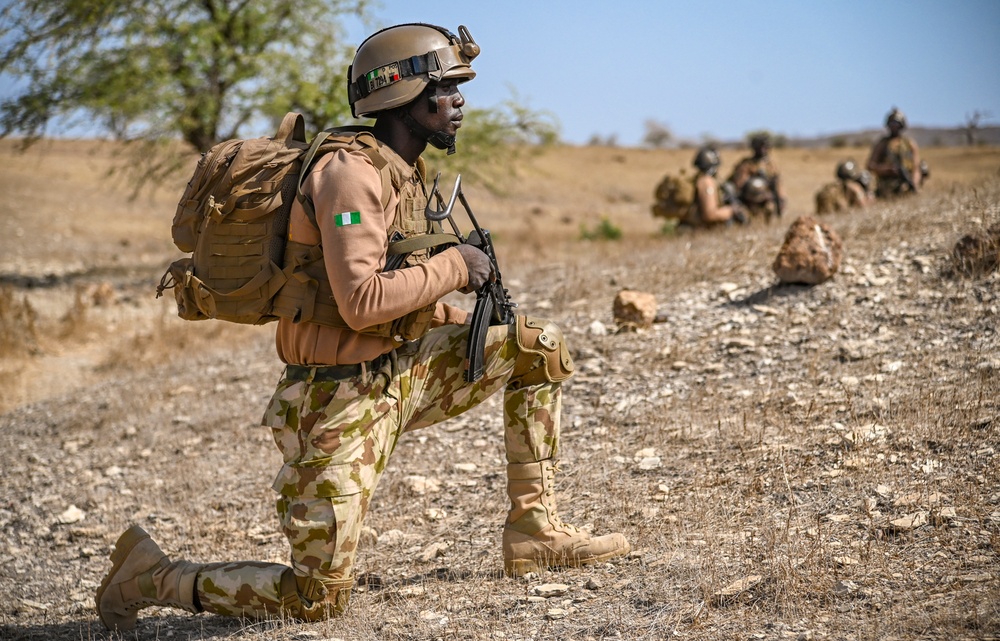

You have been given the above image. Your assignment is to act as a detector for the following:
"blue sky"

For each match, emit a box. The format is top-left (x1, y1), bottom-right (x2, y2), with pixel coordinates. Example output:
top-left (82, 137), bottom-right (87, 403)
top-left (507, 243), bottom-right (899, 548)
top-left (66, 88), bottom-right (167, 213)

top-left (2, 1), bottom-right (997, 146)
top-left (346, 0), bottom-right (1000, 145)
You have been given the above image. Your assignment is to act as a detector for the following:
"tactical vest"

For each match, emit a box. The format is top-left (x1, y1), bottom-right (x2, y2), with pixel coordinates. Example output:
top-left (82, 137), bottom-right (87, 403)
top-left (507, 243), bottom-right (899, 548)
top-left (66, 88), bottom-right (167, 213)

top-left (884, 136), bottom-right (916, 172)
top-left (682, 174), bottom-right (721, 227)
top-left (270, 129), bottom-right (457, 345)
top-left (875, 135), bottom-right (917, 197)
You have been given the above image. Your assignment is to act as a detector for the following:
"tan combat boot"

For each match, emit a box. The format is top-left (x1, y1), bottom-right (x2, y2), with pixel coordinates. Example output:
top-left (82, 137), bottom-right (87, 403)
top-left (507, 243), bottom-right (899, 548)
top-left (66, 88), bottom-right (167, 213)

top-left (503, 459), bottom-right (630, 577)
top-left (96, 525), bottom-right (202, 631)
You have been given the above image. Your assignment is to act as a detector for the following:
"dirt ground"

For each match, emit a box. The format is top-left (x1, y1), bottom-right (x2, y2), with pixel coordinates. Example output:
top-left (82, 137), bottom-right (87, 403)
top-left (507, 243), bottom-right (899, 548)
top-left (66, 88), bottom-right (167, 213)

top-left (0, 139), bottom-right (998, 641)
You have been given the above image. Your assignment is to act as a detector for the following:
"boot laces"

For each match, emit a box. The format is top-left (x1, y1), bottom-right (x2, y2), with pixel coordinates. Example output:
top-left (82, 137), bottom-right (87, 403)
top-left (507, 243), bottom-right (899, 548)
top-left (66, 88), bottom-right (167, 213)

top-left (545, 461), bottom-right (579, 533)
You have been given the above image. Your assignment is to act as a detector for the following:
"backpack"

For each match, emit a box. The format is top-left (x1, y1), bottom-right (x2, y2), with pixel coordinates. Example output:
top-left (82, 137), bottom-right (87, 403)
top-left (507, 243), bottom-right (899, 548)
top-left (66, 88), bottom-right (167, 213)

top-left (814, 181), bottom-right (847, 215)
top-left (156, 113), bottom-right (392, 325)
top-left (651, 171), bottom-right (696, 220)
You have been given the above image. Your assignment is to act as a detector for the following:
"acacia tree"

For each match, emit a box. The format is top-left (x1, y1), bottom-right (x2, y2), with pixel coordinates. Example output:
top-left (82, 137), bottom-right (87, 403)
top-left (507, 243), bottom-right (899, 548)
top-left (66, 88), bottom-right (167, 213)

top-left (0, 0), bottom-right (367, 152)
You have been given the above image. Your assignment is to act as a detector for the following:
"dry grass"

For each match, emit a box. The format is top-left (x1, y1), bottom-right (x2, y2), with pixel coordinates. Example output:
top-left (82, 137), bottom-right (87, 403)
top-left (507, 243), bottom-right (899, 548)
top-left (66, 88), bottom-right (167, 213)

top-left (0, 139), bottom-right (998, 641)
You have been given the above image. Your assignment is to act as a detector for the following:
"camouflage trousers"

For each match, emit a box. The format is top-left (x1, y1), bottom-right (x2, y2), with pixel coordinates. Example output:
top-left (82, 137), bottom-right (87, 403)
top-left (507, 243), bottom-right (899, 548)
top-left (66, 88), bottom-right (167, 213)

top-left (194, 320), bottom-right (562, 619)
top-left (875, 177), bottom-right (914, 199)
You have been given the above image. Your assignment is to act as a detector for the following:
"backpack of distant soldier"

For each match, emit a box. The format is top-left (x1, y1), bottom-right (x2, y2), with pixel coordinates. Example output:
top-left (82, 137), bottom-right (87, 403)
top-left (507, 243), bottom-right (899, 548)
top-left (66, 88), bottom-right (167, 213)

top-left (814, 182), bottom-right (848, 215)
top-left (156, 113), bottom-right (392, 325)
top-left (651, 171), bottom-right (696, 219)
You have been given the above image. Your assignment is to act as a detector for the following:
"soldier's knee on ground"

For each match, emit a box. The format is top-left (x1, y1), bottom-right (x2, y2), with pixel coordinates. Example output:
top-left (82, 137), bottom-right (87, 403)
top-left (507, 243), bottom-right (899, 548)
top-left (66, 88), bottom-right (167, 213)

top-left (509, 316), bottom-right (575, 388)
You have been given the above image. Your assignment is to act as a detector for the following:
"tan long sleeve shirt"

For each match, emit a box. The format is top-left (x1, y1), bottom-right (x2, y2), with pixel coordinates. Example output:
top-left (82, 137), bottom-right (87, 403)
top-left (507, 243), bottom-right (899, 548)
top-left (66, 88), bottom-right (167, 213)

top-left (275, 145), bottom-right (469, 366)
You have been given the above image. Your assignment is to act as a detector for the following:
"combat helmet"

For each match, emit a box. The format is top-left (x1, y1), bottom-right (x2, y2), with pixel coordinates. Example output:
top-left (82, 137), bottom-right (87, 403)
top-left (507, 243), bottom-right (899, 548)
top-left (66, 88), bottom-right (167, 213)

top-left (348, 23), bottom-right (480, 119)
top-left (886, 108), bottom-right (907, 128)
top-left (741, 175), bottom-right (771, 205)
top-left (836, 160), bottom-right (859, 181)
top-left (750, 132), bottom-right (771, 153)
top-left (693, 147), bottom-right (721, 175)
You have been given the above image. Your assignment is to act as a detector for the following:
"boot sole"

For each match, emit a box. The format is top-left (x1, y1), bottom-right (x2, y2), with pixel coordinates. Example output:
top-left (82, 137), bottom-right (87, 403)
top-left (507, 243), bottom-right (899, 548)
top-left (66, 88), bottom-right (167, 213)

top-left (504, 541), bottom-right (632, 577)
top-left (95, 525), bottom-right (150, 631)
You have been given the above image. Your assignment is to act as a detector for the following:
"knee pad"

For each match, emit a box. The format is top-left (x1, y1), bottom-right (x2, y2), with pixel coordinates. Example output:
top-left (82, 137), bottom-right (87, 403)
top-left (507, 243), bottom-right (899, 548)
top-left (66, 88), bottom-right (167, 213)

top-left (511, 315), bottom-right (575, 387)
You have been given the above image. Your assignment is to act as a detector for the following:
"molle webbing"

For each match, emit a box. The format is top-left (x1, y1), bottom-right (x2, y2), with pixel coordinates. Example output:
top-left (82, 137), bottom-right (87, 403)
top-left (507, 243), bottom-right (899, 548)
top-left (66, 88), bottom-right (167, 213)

top-left (269, 129), bottom-right (458, 341)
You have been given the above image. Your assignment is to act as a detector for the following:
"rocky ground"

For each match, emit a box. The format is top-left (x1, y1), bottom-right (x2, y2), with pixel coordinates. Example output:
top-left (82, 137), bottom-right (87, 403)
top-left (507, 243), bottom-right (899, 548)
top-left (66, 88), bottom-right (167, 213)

top-left (0, 141), bottom-right (998, 640)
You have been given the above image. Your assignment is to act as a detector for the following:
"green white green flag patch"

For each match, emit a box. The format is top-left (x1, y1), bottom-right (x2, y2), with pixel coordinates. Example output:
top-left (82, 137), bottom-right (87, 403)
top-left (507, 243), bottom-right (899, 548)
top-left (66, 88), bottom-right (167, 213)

top-left (335, 211), bottom-right (361, 226)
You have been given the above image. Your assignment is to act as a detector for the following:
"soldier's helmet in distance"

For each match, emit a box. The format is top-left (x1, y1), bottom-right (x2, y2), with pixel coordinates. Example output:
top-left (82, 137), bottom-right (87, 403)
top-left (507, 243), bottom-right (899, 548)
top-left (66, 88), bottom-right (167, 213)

top-left (886, 108), bottom-right (907, 128)
top-left (750, 133), bottom-right (771, 152)
top-left (837, 160), bottom-right (859, 181)
top-left (349, 23), bottom-right (480, 118)
top-left (693, 147), bottom-right (721, 173)
top-left (741, 175), bottom-right (771, 205)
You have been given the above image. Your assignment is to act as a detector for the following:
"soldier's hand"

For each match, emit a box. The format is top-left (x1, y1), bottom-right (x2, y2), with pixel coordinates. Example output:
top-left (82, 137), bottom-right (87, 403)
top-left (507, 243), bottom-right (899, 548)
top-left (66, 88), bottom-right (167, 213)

top-left (455, 243), bottom-right (493, 294)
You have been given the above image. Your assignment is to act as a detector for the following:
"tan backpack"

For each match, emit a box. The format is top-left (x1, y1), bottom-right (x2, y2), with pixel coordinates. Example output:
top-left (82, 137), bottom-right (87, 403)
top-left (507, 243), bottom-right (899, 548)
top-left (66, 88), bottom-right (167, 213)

top-left (156, 113), bottom-right (391, 325)
top-left (651, 171), bottom-right (696, 220)
top-left (814, 181), bottom-right (848, 215)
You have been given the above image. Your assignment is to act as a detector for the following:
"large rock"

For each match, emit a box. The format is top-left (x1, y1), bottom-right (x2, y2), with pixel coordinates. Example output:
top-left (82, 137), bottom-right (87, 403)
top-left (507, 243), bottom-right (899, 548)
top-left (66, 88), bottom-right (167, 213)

top-left (613, 289), bottom-right (657, 329)
top-left (772, 216), bottom-right (843, 285)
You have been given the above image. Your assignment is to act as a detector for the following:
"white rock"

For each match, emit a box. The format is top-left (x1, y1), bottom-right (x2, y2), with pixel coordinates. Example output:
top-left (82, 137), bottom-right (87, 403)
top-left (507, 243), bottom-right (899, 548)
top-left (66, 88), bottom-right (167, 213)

top-left (531, 583), bottom-right (569, 598)
top-left (588, 320), bottom-right (608, 336)
top-left (57, 505), bottom-right (85, 524)
top-left (637, 457), bottom-right (662, 470)
top-left (401, 475), bottom-right (441, 495)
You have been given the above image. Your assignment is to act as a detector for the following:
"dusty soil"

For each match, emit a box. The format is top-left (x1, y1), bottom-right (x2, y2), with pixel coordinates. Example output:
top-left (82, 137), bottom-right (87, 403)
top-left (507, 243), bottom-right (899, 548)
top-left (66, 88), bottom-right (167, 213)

top-left (0, 139), bottom-right (998, 641)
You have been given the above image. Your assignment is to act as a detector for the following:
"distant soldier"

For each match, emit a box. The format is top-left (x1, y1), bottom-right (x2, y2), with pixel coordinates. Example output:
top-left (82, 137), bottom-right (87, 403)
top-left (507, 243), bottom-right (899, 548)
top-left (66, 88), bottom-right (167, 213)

top-left (815, 160), bottom-right (874, 214)
top-left (728, 133), bottom-right (786, 222)
top-left (680, 146), bottom-right (748, 228)
top-left (867, 108), bottom-right (922, 198)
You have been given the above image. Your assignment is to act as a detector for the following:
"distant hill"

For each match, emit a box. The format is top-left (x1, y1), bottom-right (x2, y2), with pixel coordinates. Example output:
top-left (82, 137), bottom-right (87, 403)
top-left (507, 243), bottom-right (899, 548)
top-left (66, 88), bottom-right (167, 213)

top-left (785, 125), bottom-right (1000, 149)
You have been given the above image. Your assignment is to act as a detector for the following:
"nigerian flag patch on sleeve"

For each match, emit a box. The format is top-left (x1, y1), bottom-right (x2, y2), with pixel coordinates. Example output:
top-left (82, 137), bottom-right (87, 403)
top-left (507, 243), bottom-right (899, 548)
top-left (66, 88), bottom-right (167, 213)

top-left (335, 211), bottom-right (361, 227)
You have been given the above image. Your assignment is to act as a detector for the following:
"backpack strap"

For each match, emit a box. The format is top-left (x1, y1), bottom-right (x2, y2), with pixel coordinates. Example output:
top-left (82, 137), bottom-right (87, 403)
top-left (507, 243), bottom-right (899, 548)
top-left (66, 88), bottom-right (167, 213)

top-left (296, 130), bottom-right (393, 227)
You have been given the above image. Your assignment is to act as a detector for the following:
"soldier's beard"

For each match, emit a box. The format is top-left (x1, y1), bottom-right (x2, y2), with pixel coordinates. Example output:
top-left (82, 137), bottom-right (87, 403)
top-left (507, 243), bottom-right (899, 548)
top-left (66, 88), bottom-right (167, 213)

top-left (401, 111), bottom-right (457, 155)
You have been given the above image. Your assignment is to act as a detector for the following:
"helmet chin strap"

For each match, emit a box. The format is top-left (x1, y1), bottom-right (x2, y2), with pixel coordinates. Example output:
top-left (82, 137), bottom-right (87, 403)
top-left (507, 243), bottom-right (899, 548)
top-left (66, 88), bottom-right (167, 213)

top-left (400, 98), bottom-right (457, 155)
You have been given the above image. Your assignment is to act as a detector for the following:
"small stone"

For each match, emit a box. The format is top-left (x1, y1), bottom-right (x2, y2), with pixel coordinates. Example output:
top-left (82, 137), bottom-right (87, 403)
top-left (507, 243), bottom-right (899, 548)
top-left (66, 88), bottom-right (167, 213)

top-left (419, 542), bottom-right (450, 562)
top-left (713, 575), bottom-right (763, 602)
top-left (57, 505), bottom-right (85, 525)
top-left (532, 583), bottom-right (569, 598)
top-left (424, 508), bottom-right (447, 521)
top-left (585, 577), bottom-right (603, 590)
top-left (401, 475), bottom-right (441, 495)
top-left (612, 290), bottom-right (657, 329)
top-left (588, 320), bottom-right (608, 336)
top-left (834, 580), bottom-right (858, 595)
top-left (637, 457), bottom-right (661, 470)
top-left (888, 511), bottom-right (928, 532)
top-left (379, 529), bottom-right (406, 546)
top-left (546, 608), bottom-right (570, 620)
top-left (453, 463), bottom-right (477, 473)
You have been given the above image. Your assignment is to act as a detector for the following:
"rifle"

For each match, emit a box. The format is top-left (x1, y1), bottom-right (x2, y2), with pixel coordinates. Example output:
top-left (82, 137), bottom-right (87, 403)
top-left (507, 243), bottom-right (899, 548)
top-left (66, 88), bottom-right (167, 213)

top-left (425, 174), bottom-right (517, 382)
top-left (769, 177), bottom-right (784, 218)
top-left (895, 157), bottom-right (918, 193)
top-left (719, 180), bottom-right (748, 225)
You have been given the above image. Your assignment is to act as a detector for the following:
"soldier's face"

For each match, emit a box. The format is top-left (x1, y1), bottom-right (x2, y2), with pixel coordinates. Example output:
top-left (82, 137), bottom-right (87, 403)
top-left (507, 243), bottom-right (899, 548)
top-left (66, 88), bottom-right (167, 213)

top-left (412, 80), bottom-right (465, 139)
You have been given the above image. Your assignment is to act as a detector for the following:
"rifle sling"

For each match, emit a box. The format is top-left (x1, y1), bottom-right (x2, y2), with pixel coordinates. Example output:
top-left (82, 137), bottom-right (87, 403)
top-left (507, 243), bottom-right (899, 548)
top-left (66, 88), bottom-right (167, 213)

top-left (387, 233), bottom-right (460, 255)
